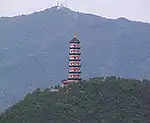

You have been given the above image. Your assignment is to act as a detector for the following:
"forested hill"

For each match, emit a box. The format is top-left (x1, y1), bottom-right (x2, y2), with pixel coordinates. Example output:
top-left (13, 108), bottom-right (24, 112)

top-left (0, 77), bottom-right (150, 123)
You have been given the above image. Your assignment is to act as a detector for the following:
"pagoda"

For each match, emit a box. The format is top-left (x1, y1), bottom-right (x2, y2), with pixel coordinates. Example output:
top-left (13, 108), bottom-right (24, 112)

top-left (62, 34), bottom-right (81, 86)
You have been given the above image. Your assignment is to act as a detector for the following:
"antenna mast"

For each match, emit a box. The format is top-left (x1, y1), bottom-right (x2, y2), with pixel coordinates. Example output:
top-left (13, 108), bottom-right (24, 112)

top-left (56, 1), bottom-right (59, 6)
top-left (66, 0), bottom-right (68, 8)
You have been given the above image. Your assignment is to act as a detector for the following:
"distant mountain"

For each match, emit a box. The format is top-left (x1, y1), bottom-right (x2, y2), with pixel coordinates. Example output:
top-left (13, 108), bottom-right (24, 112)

top-left (1, 77), bottom-right (150, 123)
top-left (0, 6), bottom-right (150, 111)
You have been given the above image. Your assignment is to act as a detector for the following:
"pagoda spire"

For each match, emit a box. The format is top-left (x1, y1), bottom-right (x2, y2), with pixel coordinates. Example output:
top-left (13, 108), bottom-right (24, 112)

top-left (74, 33), bottom-right (77, 38)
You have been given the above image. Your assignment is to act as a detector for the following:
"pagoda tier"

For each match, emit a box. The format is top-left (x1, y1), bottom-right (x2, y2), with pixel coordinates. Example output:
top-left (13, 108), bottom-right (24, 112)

top-left (69, 67), bottom-right (81, 72)
top-left (69, 61), bottom-right (81, 66)
top-left (69, 44), bottom-right (80, 49)
top-left (68, 73), bottom-right (81, 78)
top-left (63, 79), bottom-right (80, 85)
top-left (69, 49), bottom-right (81, 55)
top-left (70, 47), bottom-right (80, 49)
top-left (69, 53), bottom-right (81, 55)
top-left (70, 49), bottom-right (80, 53)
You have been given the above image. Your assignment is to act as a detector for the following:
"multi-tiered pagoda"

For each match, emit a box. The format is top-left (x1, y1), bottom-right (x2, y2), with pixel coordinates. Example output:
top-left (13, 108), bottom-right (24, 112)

top-left (62, 34), bottom-right (81, 86)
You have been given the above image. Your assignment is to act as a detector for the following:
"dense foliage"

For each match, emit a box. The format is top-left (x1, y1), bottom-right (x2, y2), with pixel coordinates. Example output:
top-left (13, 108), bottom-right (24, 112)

top-left (0, 76), bottom-right (150, 123)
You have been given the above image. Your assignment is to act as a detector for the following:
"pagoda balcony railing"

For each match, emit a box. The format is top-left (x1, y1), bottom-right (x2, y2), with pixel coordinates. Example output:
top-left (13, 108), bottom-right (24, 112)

top-left (69, 53), bottom-right (81, 55)
top-left (70, 47), bottom-right (80, 49)
top-left (69, 59), bottom-right (81, 61)
top-left (69, 71), bottom-right (81, 74)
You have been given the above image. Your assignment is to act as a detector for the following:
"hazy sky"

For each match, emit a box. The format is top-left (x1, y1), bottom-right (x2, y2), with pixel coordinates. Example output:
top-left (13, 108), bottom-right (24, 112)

top-left (0, 0), bottom-right (149, 23)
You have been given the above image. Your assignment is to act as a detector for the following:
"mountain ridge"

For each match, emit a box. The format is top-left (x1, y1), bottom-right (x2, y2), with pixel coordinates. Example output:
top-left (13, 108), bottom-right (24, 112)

top-left (1, 6), bottom-right (149, 24)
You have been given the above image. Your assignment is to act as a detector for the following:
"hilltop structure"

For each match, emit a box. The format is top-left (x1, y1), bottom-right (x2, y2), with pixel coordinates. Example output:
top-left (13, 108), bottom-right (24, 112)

top-left (62, 34), bottom-right (82, 86)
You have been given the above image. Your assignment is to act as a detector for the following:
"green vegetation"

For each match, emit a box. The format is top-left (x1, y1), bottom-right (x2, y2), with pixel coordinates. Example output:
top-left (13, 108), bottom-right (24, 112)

top-left (0, 76), bottom-right (150, 123)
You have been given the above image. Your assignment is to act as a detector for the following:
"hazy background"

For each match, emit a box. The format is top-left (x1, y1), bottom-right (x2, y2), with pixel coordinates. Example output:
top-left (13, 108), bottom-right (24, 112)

top-left (0, 0), bottom-right (149, 23)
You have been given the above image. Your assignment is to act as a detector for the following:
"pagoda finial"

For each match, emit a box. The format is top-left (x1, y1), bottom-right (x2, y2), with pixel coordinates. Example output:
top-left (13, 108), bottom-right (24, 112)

top-left (74, 33), bottom-right (77, 38)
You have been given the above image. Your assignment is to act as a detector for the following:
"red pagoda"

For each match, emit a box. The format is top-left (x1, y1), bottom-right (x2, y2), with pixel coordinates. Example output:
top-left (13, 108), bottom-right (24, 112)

top-left (62, 34), bottom-right (81, 86)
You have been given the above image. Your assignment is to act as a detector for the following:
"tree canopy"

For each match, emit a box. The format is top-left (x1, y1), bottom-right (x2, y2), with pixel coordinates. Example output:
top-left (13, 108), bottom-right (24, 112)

top-left (0, 76), bottom-right (150, 123)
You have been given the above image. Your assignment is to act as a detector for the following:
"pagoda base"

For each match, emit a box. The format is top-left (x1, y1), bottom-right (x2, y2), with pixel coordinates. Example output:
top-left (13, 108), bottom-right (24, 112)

top-left (61, 79), bottom-right (81, 87)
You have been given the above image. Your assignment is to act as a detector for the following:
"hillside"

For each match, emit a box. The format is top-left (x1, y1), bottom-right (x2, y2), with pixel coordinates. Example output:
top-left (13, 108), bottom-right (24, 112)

top-left (0, 77), bottom-right (150, 123)
top-left (0, 6), bottom-right (150, 111)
